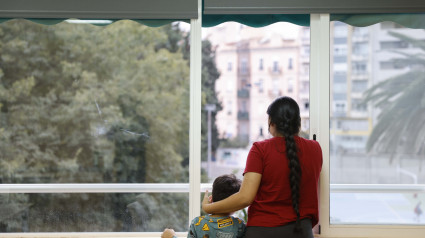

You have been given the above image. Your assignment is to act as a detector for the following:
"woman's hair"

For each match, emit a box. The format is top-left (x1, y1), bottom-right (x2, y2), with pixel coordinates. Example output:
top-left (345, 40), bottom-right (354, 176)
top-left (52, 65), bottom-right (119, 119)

top-left (267, 96), bottom-right (302, 232)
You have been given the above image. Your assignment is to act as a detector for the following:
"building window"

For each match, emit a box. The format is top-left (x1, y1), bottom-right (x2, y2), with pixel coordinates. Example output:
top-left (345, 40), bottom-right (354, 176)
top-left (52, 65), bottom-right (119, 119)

top-left (352, 61), bottom-right (368, 74)
top-left (273, 61), bottom-right (279, 72)
top-left (258, 79), bottom-right (264, 93)
top-left (352, 81), bottom-right (368, 93)
top-left (259, 58), bottom-right (263, 70)
top-left (288, 58), bottom-right (293, 70)
top-left (241, 59), bottom-right (248, 73)
top-left (227, 62), bottom-right (232, 71)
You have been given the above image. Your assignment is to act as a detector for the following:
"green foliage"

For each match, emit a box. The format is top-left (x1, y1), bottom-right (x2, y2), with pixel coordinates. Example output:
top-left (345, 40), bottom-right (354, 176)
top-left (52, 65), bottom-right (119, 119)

top-left (0, 19), bottom-right (202, 232)
top-left (363, 30), bottom-right (425, 157)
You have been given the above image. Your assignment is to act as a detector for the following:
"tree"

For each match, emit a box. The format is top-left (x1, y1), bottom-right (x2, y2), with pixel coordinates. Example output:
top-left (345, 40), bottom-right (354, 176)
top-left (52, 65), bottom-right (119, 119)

top-left (156, 24), bottom-right (223, 181)
top-left (0, 19), bottom-right (191, 232)
top-left (363, 31), bottom-right (425, 160)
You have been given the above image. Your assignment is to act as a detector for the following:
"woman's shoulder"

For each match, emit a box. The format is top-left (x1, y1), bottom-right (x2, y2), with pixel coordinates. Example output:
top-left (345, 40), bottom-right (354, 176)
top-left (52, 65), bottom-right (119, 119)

top-left (295, 136), bottom-right (322, 151)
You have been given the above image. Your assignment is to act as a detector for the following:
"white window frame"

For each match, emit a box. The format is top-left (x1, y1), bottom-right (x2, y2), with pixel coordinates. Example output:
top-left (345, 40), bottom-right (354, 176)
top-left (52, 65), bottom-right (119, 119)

top-left (311, 13), bottom-right (425, 238)
top-left (0, 0), bottom-right (203, 237)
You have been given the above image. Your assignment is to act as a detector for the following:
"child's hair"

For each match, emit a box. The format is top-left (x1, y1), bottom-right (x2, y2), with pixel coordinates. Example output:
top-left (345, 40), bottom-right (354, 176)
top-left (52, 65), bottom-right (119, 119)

top-left (212, 174), bottom-right (241, 202)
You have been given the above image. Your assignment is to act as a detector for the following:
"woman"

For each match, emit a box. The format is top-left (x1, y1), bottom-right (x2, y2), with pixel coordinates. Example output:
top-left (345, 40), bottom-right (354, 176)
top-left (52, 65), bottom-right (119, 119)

top-left (202, 96), bottom-right (322, 238)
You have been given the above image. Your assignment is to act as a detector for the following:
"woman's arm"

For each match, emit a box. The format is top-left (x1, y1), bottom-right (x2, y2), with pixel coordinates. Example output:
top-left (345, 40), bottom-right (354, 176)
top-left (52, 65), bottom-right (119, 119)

top-left (202, 172), bottom-right (262, 214)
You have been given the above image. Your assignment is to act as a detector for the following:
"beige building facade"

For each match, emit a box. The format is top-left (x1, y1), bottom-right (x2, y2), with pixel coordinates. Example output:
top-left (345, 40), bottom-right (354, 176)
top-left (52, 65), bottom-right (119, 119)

top-left (207, 23), bottom-right (310, 143)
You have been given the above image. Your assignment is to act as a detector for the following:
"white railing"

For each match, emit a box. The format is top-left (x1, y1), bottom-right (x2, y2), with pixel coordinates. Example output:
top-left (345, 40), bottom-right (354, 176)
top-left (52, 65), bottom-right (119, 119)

top-left (1, 183), bottom-right (424, 193)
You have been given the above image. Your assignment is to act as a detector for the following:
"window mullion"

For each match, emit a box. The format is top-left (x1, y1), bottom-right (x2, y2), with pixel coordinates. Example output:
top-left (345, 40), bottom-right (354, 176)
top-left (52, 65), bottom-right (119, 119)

top-left (188, 0), bottom-right (203, 225)
top-left (310, 13), bottom-right (331, 237)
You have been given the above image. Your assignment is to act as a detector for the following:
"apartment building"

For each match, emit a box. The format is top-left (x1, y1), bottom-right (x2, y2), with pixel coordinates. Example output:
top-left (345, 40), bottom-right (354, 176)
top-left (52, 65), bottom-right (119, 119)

top-left (208, 22), bottom-right (310, 144)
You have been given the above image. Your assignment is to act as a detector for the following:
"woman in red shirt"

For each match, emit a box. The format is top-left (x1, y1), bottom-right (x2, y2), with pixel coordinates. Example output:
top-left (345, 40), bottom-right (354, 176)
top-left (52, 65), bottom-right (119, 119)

top-left (202, 96), bottom-right (322, 238)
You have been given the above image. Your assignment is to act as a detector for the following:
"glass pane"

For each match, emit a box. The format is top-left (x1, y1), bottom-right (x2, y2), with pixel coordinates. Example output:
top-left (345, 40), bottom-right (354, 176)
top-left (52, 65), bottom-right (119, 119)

top-left (330, 21), bottom-right (425, 225)
top-left (202, 22), bottom-right (310, 183)
top-left (0, 19), bottom-right (190, 183)
top-left (0, 193), bottom-right (188, 232)
top-left (201, 23), bottom-right (313, 234)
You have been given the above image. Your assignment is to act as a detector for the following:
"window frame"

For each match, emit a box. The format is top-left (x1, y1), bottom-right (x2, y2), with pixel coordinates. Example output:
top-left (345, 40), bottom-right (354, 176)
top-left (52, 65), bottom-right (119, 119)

top-left (312, 13), bottom-right (425, 238)
top-left (1, 2), bottom-right (425, 237)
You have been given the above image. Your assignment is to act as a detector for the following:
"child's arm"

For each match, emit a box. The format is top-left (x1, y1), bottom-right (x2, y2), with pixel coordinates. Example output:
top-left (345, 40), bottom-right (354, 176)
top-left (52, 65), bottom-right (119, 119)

top-left (202, 172), bottom-right (261, 214)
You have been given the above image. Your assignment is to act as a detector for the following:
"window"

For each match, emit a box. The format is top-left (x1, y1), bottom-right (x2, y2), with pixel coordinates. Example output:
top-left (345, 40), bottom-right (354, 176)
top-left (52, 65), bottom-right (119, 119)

top-left (273, 60), bottom-right (279, 72)
top-left (353, 42), bottom-right (368, 55)
top-left (351, 99), bottom-right (367, 111)
top-left (352, 80), bottom-right (368, 93)
top-left (0, 19), bottom-right (190, 232)
top-left (334, 55), bottom-right (346, 63)
top-left (330, 21), bottom-right (425, 227)
top-left (204, 21), bottom-right (310, 189)
top-left (228, 61), bottom-right (233, 71)
top-left (258, 79), bottom-right (264, 93)
top-left (352, 61), bottom-right (368, 74)
top-left (3, 6), bottom-right (424, 238)
top-left (241, 59), bottom-right (248, 73)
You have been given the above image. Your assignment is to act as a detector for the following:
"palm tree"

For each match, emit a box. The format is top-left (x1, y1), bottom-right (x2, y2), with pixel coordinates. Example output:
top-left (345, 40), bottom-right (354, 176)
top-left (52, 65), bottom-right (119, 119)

top-left (363, 31), bottom-right (425, 161)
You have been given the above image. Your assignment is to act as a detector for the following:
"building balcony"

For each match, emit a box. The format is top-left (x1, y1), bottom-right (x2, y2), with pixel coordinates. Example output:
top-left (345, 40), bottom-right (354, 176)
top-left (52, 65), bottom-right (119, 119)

top-left (238, 68), bottom-right (250, 76)
top-left (268, 66), bottom-right (283, 75)
top-left (351, 72), bottom-right (368, 80)
top-left (237, 89), bottom-right (250, 98)
top-left (237, 111), bottom-right (249, 120)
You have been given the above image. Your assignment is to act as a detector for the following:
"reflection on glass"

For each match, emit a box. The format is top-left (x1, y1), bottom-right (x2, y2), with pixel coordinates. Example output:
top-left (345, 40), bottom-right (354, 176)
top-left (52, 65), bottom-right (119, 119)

top-left (330, 21), bottom-right (425, 224)
top-left (0, 193), bottom-right (188, 232)
top-left (0, 19), bottom-right (190, 183)
top-left (201, 22), bottom-right (310, 183)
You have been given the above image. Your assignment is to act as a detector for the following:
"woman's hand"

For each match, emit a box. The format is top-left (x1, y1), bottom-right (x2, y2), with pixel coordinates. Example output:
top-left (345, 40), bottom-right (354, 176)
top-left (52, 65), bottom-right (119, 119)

top-left (201, 172), bottom-right (261, 215)
top-left (202, 190), bottom-right (213, 214)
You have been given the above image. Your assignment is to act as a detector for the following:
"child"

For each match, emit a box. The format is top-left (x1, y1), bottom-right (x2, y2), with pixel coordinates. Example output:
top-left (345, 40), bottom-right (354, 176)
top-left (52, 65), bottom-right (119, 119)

top-left (161, 174), bottom-right (246, 238)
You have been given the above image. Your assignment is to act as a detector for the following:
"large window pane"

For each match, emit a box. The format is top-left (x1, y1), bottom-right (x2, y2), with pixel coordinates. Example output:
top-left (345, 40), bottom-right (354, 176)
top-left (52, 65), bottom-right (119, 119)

top-left (0, 193), bottom-right (188, 232)
top-left (330, 21), bottom-right (425, 225)
top-left (0, 19), bottom-right (190, 183)
top-left (202, 22), bottom-right (310, 183)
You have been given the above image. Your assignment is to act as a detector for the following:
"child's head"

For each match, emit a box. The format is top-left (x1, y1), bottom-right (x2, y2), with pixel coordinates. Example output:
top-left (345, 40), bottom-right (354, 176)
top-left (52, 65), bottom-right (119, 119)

top-left (211, 174), bottom-right (241, 202)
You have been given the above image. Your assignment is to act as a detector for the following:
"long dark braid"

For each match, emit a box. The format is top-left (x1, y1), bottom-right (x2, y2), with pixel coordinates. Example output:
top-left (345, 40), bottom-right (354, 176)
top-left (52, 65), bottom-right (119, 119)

top-left (267, 96), bottom-right (302, 232)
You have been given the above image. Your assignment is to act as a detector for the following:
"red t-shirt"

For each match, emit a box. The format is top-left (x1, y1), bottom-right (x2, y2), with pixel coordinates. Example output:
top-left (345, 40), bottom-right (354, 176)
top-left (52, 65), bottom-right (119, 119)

top-left (243, 136), bottom-right (322, 227)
